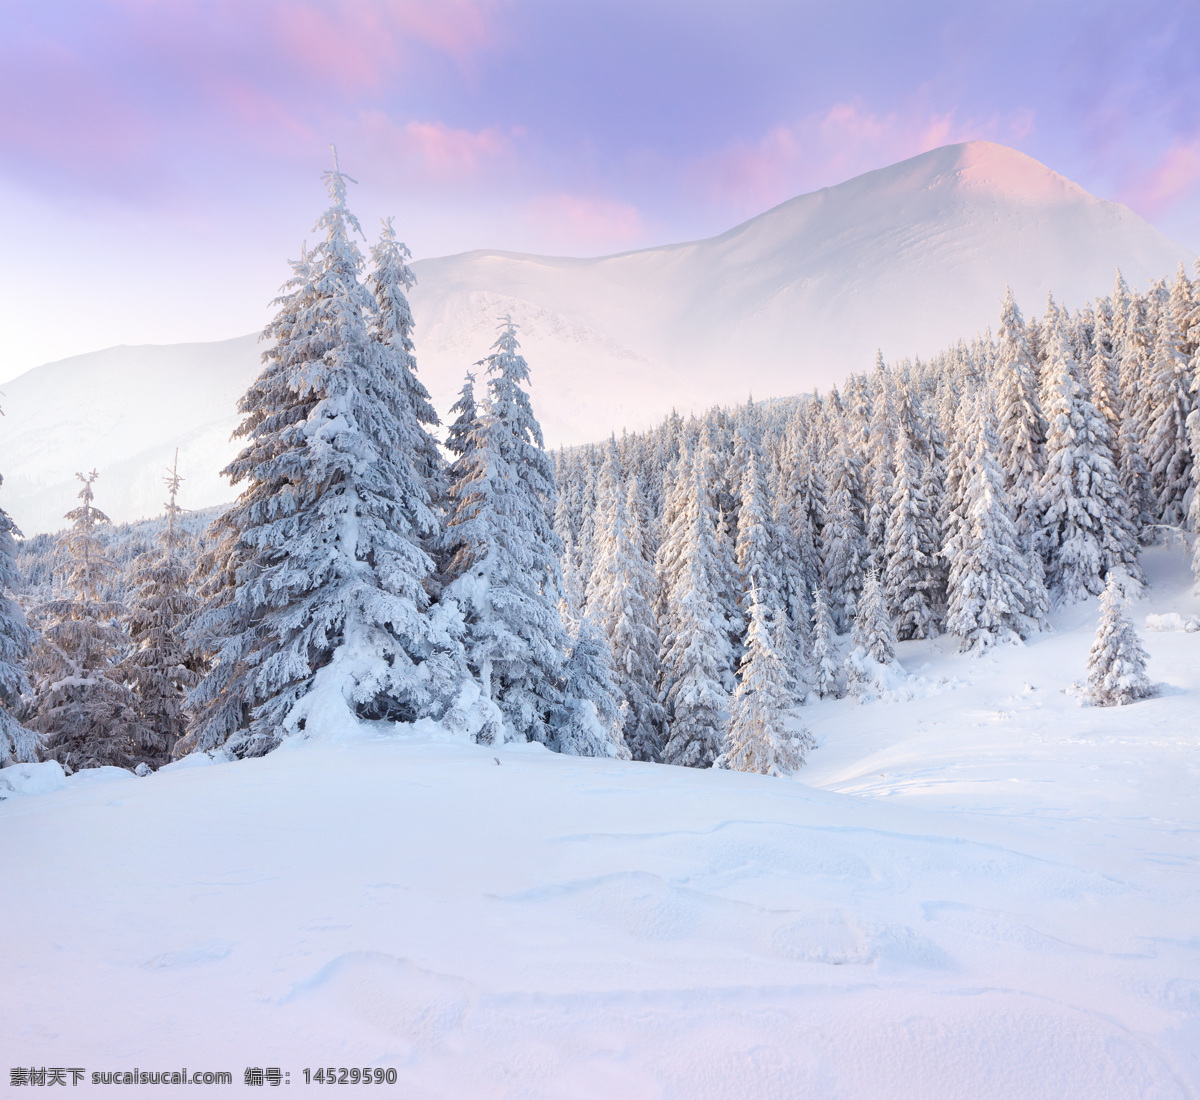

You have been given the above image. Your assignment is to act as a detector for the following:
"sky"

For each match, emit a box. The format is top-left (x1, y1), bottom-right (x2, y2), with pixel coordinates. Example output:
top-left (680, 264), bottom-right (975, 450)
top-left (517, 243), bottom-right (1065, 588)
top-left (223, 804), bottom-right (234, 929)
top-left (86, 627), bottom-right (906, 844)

top-left (1, 0), bottom-right (1199, 383)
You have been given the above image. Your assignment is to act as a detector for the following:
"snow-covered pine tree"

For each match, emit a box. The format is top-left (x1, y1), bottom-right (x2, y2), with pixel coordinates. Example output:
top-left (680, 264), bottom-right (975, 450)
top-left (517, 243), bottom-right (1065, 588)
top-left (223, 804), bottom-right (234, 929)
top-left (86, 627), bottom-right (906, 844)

top-left (441, 371), bottom-right (488, 587)
top-left (735, 443), bottom-right (796, 676)
top-left (1189, 334), bottom-right (1200, 583)
top-left (1144, 307), bottom-right (1195, 527)
top-left (865, 363), bottom-right (898, 576)
top-left (367, 216), bottom-right (446, 540)
top-left (993, 288), bottom-right (1047, 549)
top-left (659, 461), bottom-right (733, 768)
top-left (587, 444), bottom-right (665, 761)
top-left (0, 458), bottom-right (37, 765)
top-left (1088, 297), bottom-right (1122, 436)
top-left (844, 567), bottom-right (902, 698)
top-left (1039, 317), bottom-right (1140, 601)
top-left (1085, 573), bottom-right (1154, 706)
top-left (31, 472), bottom-right (151, 771)
top-left (183, 158), bottom-right (460, 758)
top-left (810, 583), bottom-right (841, 698)
top-left (783, 422), bottom-right (825, 595)
top-left (443, 317), bottom-right (570, 745)
top-left (445, 372), bottom-right (478, 467)
top-left (821, 439), bottom-right (867, 632)
top-left (884, 423), bottom-right (938, 639)
top-left (1114, 277), bottom-right (1155, 535)
top-left (118, 453), bottom-right (202, 765)
top-left (724, 586), bottom-right (812, 776)
top-left (945, 401), bottom-right (1039, 651)
top-left (654, 454), bottom-right (688, 628)
top-left (558, 527), bottom-right (586, 633)
top-left (701, 423), bottom-right (745, 666)
top-left (555, 616), bottom-right (630, 759)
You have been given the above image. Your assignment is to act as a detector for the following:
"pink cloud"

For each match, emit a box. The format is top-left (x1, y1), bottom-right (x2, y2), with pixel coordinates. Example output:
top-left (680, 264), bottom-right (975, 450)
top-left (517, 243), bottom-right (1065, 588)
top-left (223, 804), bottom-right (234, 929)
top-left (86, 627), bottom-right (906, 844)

top-left (352, 112), bottom-right (514, 184)
top-left (0, 0), bottom-right (505, 200)
top-left (265, 0), bottom-right (496, 93)
top-left (404, 120), bottom-right (511, 176)
top-left (524, 194), bottom-right (644, 251)
top-left (1121, 138), bottom-right (1200, 219)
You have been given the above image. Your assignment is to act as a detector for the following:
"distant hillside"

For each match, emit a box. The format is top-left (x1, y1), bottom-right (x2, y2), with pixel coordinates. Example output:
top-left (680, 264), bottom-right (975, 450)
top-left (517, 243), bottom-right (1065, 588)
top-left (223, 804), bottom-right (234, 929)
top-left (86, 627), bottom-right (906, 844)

top-left (0, 141), bottom-right (1191, 534)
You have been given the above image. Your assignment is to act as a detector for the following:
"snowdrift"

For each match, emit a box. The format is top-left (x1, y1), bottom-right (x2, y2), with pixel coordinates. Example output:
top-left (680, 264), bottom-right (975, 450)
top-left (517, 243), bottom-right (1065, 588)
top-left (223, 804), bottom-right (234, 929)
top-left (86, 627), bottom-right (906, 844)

top-left (2, 547), bottom-right (1198, 1098)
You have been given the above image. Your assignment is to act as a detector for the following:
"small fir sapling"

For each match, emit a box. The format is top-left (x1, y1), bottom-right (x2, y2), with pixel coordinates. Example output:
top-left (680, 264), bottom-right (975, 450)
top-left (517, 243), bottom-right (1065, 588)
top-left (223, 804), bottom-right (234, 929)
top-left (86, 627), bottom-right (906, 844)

top-left (1085, 573), bottom-right (1155, 706)
top-left (724, 587), bottom-right (812, 776)
top-left (844, 568), bottom-right (904, 698)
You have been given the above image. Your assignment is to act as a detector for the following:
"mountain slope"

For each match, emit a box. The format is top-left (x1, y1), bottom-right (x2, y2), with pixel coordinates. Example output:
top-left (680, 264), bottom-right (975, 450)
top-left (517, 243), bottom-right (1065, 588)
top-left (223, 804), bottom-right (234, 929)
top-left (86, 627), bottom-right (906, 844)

top-left (407, 141), bottom-right (1190, 441)
top-left (1, 141), bottom-right (1191, 534)
top-left (0, 335), bottom-right (261, 536)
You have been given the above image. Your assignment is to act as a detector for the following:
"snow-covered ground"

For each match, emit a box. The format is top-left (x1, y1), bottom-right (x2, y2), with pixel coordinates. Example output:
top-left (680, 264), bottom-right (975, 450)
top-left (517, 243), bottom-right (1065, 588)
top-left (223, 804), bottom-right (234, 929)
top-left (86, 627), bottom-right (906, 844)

top-left (2, 545), bottom-right (1198, 1098)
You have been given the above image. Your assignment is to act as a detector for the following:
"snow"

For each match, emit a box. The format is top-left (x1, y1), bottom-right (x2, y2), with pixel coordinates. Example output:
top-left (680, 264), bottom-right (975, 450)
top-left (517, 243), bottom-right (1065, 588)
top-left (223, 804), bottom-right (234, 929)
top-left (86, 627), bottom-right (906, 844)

top-left (1, 141), bottom-right (1193, 534)
top-left (2, 545), bottom-right (1197, 1097)
top-left (0, 758), bottom-right (65, 799)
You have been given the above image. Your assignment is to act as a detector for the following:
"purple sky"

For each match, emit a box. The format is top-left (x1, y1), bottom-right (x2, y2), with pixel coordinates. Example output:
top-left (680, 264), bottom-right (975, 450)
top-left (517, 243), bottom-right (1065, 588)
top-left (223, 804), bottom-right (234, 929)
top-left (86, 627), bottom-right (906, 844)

top-left (2, 0), bottom-right (1198, 381)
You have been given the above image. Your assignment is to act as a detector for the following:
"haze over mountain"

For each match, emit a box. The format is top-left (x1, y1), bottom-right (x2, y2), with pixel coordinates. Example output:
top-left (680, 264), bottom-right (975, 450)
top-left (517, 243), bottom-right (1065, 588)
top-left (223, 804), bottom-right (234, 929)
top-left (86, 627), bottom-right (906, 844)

top-left (1, 141), bottom-right (1191, 535)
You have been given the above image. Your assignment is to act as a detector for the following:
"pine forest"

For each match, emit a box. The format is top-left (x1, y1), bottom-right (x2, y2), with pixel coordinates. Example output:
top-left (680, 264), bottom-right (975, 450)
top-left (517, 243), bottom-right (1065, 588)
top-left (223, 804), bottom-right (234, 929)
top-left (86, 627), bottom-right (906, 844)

top-left (3, 165), bottom-right (1198, 779)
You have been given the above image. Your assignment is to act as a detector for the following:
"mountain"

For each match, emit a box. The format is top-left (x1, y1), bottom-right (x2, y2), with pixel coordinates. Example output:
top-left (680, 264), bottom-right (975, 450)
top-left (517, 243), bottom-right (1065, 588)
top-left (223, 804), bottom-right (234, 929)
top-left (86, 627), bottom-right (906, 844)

top-left (1, 141), bottom-right (1191, 534)
top-left (0, 335), bottom-right (262, 537)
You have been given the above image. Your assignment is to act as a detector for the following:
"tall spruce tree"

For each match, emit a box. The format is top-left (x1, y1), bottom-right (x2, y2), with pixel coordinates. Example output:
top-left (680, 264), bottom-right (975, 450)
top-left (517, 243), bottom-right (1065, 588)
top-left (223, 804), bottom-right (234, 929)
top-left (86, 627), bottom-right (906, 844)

top-left (0, 458), bottom-right (37, 765)
top-left (993, 288), bottom-right (1047, 549)
top-left (660, 460), bottom-right (732, 768)
top-left (884, 423), bottom-right (939, 639)
top-left (1039, 318), bottom-right (1140, 601)
top-left (31, 472), bottom-right (151, 771)
top-left (443, 317), bottom-right (570, 745)
top-left (945, 401), bottom-right (1040, 650)
top-left (1145, 308), bottom-right (1194, 526)
top-left (735, 443), bottom-right (796, 674)
top-left (367, 215), bottom-right (446, 546)
top-left (118, 454), bottom-right (202, 765)
top-left (587, 444), bottom-right (665, 761)
top-left (555, 616), bottom-right (630, 759)
top-left (809, 583), bottom-right (841, 698)
top-left (1114, 276), bottom-right (1155, 535)
top-left (821, 439), bottom-right (868, 632)
top-left (183, 157), bottom-right (459, 758)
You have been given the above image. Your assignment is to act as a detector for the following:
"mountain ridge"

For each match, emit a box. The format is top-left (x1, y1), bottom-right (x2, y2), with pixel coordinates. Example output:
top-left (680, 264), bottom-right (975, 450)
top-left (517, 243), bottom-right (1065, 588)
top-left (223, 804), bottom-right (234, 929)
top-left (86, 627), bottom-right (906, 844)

top-left (2, 141), bottom-right (1192, 534)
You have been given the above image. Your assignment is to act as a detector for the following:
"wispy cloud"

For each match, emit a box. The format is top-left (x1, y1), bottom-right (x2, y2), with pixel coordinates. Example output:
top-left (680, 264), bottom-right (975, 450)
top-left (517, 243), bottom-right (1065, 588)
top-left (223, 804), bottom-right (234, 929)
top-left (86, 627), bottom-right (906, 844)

top-left (524, 194), bottom-right (643, 251)
top-left (1120, 137), bottom-right (1200, 220)
top-left (0, 0), bottom-right (502, 203)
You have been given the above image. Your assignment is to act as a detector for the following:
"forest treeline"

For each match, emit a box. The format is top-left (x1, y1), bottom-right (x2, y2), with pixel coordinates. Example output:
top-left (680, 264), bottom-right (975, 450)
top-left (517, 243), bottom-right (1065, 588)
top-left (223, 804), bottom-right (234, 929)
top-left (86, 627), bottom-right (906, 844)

top-left (1, 161), bottom-right (1195, 779)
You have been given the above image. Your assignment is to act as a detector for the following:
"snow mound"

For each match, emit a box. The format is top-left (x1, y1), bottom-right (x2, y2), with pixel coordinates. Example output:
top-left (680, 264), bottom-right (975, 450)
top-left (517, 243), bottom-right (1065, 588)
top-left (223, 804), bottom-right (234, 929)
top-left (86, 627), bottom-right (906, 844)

top-left (0, 760), bottom-right (66, 800)
top-left (1145, 612), bottom-right (1200, 632)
